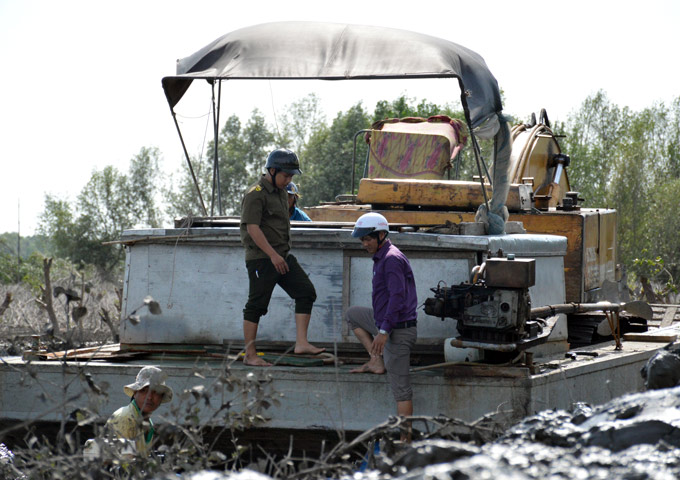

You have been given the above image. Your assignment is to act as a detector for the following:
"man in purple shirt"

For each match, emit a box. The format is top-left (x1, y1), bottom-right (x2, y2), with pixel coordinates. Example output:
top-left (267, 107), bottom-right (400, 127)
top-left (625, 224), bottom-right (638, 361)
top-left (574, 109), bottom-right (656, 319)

top-left (345, 212), bottom-right (418, 426)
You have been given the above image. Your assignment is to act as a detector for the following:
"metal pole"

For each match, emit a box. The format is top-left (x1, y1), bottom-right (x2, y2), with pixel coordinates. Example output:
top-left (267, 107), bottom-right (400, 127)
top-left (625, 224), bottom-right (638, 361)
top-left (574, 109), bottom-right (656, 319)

top-left (170, 109), bottom-right (208, 216)
top-left (16, 199), bottom-right (21, 283)
top-left (352, 129), bottom-right (371, 197)
top-left (210, 83), bottom-right (216, 216)
top-left (215, 81), bottom-right (223, 215)
top-left (458, 83), bottom-right (490, 214)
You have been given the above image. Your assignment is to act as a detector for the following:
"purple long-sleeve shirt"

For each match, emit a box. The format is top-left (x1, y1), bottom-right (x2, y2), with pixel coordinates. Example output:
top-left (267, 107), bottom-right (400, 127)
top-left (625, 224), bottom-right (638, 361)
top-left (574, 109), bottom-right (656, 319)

top-left (372, 239), bottom-right (418, 332)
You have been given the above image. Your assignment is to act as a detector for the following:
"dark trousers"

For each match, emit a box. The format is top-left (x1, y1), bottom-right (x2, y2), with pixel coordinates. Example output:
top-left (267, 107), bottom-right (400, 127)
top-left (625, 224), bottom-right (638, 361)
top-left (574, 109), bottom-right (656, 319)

top-left (243, 254), bottom-right (317, 323)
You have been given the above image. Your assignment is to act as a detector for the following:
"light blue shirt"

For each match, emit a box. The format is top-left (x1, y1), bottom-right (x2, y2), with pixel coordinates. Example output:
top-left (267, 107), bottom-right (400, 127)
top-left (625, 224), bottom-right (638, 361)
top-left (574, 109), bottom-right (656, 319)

top-left (290, 207), bottom-right (311, 221)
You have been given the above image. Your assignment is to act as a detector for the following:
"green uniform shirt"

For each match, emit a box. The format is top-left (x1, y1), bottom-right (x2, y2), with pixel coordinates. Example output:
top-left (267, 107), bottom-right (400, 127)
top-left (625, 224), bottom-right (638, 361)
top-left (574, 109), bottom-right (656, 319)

top-left (107, 399), bottom-right (154, 456)
top-left (240, 175), bottom-right (291, 261)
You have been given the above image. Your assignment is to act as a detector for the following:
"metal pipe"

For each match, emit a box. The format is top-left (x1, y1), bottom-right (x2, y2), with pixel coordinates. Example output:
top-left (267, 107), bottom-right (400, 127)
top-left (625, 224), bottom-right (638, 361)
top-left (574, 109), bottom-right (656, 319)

top-left (529, 301), bottom-right (640, 319)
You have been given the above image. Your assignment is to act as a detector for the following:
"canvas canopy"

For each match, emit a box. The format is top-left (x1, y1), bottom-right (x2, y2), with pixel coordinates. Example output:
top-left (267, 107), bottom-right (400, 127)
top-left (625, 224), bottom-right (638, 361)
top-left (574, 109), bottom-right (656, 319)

top-left (162, 21), bottom-right (502, 131)
top-left (162, 21), bottom-right (511, 233)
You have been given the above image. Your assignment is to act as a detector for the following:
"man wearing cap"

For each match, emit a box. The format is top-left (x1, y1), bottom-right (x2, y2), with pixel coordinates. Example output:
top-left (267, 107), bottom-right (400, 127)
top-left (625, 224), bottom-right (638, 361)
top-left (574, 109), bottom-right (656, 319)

top-left (286, 182), bottom-right (311, 221)
top-left (106, 366), bottom-right (173, 456)
top-left (240, 148), bottom-right (323, 366)
top-left (345, 212), bottom-right (418, 430)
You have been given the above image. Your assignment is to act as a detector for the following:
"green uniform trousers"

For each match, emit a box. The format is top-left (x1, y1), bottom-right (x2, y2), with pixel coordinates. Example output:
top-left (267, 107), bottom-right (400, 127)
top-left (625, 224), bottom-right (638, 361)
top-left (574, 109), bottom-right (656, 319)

top-left (243, 254), bottom-right (316, 323)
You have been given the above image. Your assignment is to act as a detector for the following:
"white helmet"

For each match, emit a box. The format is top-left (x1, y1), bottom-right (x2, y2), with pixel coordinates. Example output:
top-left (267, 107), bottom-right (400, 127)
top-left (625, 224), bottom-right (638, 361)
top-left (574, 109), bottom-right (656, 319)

top-left (352, 212), bottom-right (389, 238)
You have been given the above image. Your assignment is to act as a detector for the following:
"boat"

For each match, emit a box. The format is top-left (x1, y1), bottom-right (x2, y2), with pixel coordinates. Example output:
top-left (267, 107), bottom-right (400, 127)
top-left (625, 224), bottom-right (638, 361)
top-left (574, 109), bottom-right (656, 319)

top-left (1, 22), bottom-right (678, 443)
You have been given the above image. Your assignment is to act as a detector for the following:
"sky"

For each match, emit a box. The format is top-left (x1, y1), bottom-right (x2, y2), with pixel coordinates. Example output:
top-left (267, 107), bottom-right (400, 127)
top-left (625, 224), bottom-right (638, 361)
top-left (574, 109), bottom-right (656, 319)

top-left (1, 0), bottom-right (678, 235)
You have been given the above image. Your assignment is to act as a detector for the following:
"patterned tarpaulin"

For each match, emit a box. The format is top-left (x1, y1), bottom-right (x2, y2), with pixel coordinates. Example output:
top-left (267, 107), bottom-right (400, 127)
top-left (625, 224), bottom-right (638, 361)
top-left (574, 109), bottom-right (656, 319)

top-left (366, 117), bottom-right (467, 179)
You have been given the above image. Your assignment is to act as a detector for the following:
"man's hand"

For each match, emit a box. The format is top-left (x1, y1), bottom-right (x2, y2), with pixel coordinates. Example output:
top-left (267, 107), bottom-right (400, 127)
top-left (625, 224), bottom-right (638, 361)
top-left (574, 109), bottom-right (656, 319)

top-left (371, 332), bottom-right (388, 357)
top-left (247, 224), bottom-right (289, 274)
top-left (270, 252), bottom-right (289, 275)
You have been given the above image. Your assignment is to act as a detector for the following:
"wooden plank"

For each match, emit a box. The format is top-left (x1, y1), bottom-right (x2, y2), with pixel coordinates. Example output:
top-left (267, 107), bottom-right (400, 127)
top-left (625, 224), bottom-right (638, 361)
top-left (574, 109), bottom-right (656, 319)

top-left (35, 344), bottom-right (143, 362)
top-left (356, 178), bottom-right (531, 212)
top-left (412, 362), bottom-right (529, 378)
top-left (624, 326), bottom-right (678, 343)
top-left (623, 333), bottom-right (677, 343)
top-left (660, 306), bottom-right (678, 328)
top-left (40, 344), bottom-right (122, 359)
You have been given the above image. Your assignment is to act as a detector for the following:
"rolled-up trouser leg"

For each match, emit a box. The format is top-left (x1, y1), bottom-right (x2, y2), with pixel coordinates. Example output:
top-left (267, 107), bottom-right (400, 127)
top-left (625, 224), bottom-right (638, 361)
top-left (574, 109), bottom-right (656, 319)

top-left (243, 258), bottom-right (279, 323)
top-left (277, 254), bottom-right (317, 314)
top-left (345, 305), bottom-right (417, 402)
top-left (344, 306), bottom-right (376, 334)
top-left (384, 327), bottom-right (417, 402)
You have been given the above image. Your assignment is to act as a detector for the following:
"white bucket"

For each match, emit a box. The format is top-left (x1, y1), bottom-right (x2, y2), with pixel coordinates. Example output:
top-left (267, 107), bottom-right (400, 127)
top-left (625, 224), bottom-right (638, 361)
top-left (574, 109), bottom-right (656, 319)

top-left (444, 338), bottom-right (482, 363)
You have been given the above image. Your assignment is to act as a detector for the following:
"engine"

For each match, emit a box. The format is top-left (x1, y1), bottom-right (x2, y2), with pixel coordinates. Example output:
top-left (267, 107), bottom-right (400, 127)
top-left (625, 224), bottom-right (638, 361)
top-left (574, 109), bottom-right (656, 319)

top-left (424, 255), bottom-right (543, 343)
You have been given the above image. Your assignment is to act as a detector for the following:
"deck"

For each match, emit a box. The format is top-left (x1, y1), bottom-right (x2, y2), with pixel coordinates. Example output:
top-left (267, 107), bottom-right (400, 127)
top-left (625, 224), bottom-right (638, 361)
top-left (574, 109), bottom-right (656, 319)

top-left (1, 326), bottom-right (677, 434)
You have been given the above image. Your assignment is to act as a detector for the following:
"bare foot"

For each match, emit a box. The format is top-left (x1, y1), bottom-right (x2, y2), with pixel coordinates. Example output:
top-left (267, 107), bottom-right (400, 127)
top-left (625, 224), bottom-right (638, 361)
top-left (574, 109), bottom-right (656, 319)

top-left (243, 355), bottom-right (272, 367)
top-left (294, 342), bottom-right (326, 355)
top-left (350, 358), bottom-right (385, 374)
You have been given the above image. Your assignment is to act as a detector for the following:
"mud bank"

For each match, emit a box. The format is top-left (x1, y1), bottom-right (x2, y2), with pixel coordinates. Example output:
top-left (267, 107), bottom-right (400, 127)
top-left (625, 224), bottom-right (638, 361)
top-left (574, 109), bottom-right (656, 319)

top-left (176, 385), bottom-right (680, 480)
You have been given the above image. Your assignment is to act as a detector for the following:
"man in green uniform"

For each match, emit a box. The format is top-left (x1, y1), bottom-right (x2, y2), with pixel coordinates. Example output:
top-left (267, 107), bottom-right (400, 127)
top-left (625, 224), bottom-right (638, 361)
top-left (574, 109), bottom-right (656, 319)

top-left (240, 148), bottom-right (324, 366)
top-left (106, 366), bottom-right (173, 457)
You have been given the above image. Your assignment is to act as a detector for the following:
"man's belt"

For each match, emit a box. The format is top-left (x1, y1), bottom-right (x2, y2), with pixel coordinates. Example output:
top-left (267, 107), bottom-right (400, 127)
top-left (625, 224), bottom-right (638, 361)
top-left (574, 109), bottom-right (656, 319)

top-left (393, 320), bottom-right (417, 329)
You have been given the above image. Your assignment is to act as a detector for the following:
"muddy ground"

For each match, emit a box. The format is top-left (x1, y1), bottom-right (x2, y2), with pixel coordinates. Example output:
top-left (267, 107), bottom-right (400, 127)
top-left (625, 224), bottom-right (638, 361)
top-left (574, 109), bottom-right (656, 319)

top-left (175, 384), bottom-right (680, 480)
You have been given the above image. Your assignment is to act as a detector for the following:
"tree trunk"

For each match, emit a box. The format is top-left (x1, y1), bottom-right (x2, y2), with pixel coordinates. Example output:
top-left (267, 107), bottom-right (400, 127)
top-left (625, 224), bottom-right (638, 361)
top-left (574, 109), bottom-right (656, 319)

top-left (0, 292), bottom-right (12, 317)
top-left (41, 258), bottom-right (61, 336)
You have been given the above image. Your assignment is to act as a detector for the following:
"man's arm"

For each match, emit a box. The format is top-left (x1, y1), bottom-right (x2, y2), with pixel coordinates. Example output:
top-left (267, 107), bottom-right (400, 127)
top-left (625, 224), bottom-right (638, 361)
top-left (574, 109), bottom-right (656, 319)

top-left (246, 224), bottom-right (289, 274)
top-left (371, 259), bottom-right (407, 356)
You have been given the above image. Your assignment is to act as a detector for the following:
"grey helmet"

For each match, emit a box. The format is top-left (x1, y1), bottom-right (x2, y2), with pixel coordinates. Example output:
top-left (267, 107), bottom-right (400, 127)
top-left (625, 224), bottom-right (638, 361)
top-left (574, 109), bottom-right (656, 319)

top-left (266, 148), bottom-right (302, 175)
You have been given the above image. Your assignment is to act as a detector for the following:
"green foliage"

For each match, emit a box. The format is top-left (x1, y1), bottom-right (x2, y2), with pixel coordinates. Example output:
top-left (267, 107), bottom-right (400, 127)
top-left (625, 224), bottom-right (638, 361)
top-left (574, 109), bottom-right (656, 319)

top-left (0, 251), bottom-right (39, 286)
top-left (0, 250), bottom-right (99, 296)
top-left (39, 147), bottom-right (163, 272)
top-left (274, 93), bottom-right (326, 153)
top-left (164, 151), bottom-right (212, 218)
top-left (564, 91), bottom-right (680, 283)
top-left (0, 233), bottom-right (52, 285)
top-left (167, 111), bottom-right (275, 217)
top-left (559, 91), bottom-right (626, 207)
top-left (372, 95), bottom-right (462, 123)
top-left (632, 251), bottom-right (678, 299)
top-left (0, 232), bottom-right (51, 259)
top-left (301, 102), bottom-right (371, 206)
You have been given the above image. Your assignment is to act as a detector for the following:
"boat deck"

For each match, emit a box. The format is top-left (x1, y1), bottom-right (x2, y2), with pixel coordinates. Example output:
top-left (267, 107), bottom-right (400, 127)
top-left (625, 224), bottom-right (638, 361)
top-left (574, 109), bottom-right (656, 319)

top-left (2, 325), bottom-right (677, 433)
